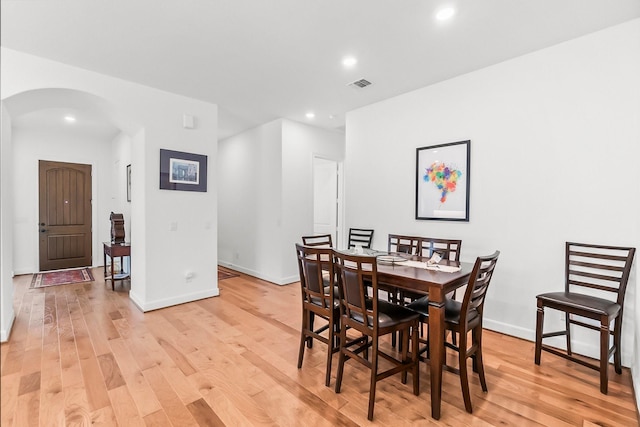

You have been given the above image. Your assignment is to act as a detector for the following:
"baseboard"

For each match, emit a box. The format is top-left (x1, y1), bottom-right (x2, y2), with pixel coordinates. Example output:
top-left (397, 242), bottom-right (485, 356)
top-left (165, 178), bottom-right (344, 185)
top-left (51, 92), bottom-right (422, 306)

top-left (218, 260), bottom-right (298, 286)
top-left (129, 288), bottom-right (220, 312)
top-left (0, 309), bottom-right (16, 342)
top-left (631, 365), bottom-right (640, 423)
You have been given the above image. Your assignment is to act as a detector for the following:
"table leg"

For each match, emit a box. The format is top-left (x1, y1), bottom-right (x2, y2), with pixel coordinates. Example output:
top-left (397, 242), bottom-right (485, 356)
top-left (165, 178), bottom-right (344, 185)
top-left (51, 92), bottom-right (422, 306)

top-left (110, 254), bottom-right (115, 291)
top-left (103, 248), bottom-right (107, 278)
top-left (428, 298), bottom-right (446, 420)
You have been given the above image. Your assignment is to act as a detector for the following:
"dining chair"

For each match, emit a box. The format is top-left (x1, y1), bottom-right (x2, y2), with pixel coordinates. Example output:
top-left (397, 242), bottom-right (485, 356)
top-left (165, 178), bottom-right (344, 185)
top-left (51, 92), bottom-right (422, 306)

top-left (347, 228), bottom-right (374, 249)
top-left (535, 242), bottom-right (636, 394)
top-left (388, 234), bottom-right (421, 255)
top-left (384, 234), bottom-right (421, 347)
top-left (301, 234), bottom-right (333, 248)
top-left (295, 244), bottom-right (340, 387)
top-left (400, 237), bottom-right (463, 305)
top-left (407, 250), bottom-right (500, 413)
top-left (333, 251), bottom-right (420, 421)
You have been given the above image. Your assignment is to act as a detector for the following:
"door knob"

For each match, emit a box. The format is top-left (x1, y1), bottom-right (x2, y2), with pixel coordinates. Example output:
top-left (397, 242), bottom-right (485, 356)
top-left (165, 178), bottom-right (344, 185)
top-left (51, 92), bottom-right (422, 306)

top-left (40, 229), bottom-right (46, 233)
top-left (40, 222), bottom-right (45, 226)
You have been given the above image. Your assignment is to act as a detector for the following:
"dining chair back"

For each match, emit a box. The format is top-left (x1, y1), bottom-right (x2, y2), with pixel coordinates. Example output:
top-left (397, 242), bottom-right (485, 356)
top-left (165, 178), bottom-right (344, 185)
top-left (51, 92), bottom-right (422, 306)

top-left (419, 237), bottom-right (462, 261)
top-left (348, 228), bottom-right (374, 249)
top-left (400, 237), bottom-right (463, 306)
top-left (333, 251), bottom-right (420, 420)
top-left (301, 234), bottom-right (333, 248)
top-left (388, 234), bottom-right (421, 255)
top-left (295, 244), bottom-right (339, 386)
top-left (535, 242), bottom-right (636, 394)
top-left (406, 250), bottom-right (500, 413)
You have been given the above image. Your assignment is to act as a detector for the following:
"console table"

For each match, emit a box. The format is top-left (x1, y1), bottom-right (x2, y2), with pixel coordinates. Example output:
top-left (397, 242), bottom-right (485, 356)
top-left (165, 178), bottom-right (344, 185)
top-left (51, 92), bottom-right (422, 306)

top-left (103, 241), bottom-right (131, 290)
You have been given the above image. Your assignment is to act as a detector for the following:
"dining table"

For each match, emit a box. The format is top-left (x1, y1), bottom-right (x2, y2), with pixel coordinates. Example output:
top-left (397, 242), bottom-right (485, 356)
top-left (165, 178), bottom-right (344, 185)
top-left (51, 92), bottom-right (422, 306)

top-left (338, 248), bottom-right (474, 420)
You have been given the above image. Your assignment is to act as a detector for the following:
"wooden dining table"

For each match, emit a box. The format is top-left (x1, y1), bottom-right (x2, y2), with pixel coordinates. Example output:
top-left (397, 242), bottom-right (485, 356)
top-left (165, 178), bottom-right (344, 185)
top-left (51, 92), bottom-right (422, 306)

top-left (374, 254), bottom-right (473, 420)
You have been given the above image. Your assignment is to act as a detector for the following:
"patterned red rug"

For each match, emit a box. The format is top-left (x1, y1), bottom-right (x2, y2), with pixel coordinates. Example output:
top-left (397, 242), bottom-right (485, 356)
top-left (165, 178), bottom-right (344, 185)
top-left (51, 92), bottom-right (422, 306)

top-left (30, 267), bottom-right (94, 289)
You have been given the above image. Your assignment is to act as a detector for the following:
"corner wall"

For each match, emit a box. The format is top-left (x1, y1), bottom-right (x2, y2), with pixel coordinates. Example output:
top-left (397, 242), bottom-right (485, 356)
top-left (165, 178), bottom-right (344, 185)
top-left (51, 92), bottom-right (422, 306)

top-left (0, 103), bottom-right (15, 341)
top-left (218, 119), bottom-right (344, 284)
top-left (1, 48), bottom-right (219, 319)
top-left (345, 19), bottom-right (640, 367)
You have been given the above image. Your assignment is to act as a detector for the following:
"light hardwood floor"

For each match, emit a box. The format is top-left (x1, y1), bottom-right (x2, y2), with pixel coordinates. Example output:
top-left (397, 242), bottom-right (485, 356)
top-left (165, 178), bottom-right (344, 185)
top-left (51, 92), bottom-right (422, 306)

top-left (1, 268), bottom-right (637, 426)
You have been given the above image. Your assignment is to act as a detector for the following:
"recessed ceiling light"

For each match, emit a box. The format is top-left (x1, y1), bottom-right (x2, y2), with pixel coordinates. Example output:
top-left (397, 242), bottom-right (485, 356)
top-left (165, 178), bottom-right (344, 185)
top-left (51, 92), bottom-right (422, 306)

top-left (342, 56), bottom-right (357, 68)
top-left (64, 115), bottom-right (76, 123)
top-left (306, 112), bottom-right (315, 119)
top-left (435, 7), bottom-right (456, 21)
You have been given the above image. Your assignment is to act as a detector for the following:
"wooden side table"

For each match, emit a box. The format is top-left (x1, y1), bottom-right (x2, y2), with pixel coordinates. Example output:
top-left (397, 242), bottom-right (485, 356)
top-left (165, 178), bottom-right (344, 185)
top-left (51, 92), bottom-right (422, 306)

top-left (103, 241), bottom-right (131, 290)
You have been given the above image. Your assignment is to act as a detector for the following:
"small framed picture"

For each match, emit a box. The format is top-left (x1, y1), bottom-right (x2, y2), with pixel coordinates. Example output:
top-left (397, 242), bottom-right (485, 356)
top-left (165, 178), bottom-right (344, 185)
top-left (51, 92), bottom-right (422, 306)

top-left (160, 149), bottom-right (208, 192)
top-left (416, 140), bottom-right (470, 221)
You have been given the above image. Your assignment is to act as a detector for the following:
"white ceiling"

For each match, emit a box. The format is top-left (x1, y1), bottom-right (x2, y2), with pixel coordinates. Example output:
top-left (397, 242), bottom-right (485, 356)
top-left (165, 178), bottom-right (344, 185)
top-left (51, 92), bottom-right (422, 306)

top-left (2, 0), bottom-right (640, 140)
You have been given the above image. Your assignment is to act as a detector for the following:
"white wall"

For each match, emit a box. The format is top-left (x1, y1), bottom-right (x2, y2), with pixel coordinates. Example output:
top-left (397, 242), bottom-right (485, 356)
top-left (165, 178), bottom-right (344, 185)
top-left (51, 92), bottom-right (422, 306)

top-left (281, 120), bottom-right (345, 278)
top-left (218, 120), bottom-right (283, 282)
top-left (1, 48), bottom-right (219, 317)
top-left (11, 127), bottom-right (114, 274)
top-left (218, 119), bottom-right (344, 284)
top-left (0, 103), bottom-right (15, 341)
top-left (345, 18), bottom-right (640, 370)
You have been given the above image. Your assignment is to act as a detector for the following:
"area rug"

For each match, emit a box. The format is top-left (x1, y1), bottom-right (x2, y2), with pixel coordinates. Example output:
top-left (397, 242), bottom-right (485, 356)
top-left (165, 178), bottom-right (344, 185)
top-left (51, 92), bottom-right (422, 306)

top-left (218, 267), bottom-right (239, 281)
top-left (30, 267), bottom-right (94, 289)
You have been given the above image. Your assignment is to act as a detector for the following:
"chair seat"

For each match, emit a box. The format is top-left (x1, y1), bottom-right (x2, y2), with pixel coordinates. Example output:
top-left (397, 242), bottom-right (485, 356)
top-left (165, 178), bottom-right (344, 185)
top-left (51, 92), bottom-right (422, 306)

top-left (406, 296), bottom-right (478, 325)
top-left (348, 299), bottom-right (420, 328)
top-left (536, 291), bottom-right (620, 317)
top-left (309, 295), bottom-right (340, 310)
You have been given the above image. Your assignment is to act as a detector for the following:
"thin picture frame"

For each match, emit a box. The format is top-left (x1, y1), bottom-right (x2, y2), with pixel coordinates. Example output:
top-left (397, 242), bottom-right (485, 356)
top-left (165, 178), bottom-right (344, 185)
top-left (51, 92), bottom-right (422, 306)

top-left (415, 140), bottom-right (470, 221)
top-left (159, 149), bottom-right (208, 192)
top-left (126, 164), bottom-right (131, 202)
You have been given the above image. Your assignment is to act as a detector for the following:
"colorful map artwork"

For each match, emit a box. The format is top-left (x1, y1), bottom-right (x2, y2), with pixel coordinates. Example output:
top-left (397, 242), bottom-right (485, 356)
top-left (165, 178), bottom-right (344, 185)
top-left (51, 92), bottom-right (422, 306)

top-left (424, 162), bottom-right (462, 203)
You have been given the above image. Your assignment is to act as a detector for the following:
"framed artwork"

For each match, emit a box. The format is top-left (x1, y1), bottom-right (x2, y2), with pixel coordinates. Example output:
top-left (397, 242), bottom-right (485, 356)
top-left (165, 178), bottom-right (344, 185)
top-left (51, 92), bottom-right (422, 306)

top-left (159, 149), bottom-right (208, 192)
top-left (126, 164), bottom-right (131, 202)
top-left (415, 140), bottom-right (470, 221)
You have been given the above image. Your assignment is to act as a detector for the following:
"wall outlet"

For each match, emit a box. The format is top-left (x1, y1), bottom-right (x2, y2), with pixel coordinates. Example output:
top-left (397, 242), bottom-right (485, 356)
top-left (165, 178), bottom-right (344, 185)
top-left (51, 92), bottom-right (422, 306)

top-left (185, 271), bottom-right (194, 282)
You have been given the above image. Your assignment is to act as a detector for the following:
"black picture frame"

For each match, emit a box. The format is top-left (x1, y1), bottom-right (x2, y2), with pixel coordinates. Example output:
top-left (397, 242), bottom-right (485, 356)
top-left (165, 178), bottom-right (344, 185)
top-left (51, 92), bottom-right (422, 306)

top-left (126, 164), bottom-right (131, 202)
top-left (415, 140), bottom-right (470, 221)
top-left (159, 149), bottom-right (208, 192)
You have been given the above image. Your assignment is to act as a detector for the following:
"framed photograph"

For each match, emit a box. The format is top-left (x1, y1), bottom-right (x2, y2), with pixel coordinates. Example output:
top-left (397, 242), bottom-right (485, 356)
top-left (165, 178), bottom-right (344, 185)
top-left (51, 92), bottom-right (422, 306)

top-left (416, 140), bottom-right (470, 221)
top-left (160, 149), bottom-right (208, 192)
top-left (126, 164), bottom-right (131, 202)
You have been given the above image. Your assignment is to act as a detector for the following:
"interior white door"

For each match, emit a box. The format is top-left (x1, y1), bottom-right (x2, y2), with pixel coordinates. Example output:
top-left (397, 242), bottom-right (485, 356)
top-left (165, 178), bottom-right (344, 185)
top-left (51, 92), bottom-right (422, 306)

top-left (313, 157), bottom-right (338, 245)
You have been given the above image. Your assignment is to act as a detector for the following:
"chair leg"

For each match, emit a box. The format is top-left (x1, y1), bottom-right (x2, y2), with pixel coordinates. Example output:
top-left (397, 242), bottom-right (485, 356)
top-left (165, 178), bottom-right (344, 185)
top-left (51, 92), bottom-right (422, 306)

top-left (401, 326), bottom-right (410, 384)
top-left (458, 331), bottom-right (473, 413)
top-left (325, 319), bottom-right (334, 387)
top-left (473, 327), bottom-right (488, 392)
top-left (565, 313), bottom-right (572, 356)
top-left (412, 323), bottom-right (420, 396)
top-left (307, 312), bottom-right (315, 348)
top-left (298, 309), bottom-right (308, 369)
top-left (534, 302), bottom-right (544, 365)
top-left (367, 337), bottom-right (379, 421)
top-left (613, 319), bottom-right (622, 375)
top-left (600, 319), bottom-right (609, 394)
top-left (335, 323), bottom-right (347, 394)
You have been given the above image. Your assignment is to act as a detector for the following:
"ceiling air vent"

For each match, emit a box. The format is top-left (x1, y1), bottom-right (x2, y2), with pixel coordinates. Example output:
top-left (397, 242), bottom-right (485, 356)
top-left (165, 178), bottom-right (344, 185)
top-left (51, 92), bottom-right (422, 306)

top-left (348, 78), bottom-right (372, 89)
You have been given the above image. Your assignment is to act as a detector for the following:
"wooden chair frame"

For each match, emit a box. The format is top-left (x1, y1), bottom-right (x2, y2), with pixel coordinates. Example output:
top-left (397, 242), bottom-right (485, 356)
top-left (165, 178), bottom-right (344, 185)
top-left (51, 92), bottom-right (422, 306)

top-left (301, 234), bottom-right (333, 248)
top-left (295, 244), bottom-right (340, 386)
top-left (347, 228), bottom-right (374, 249)
top-left (535, 242), bottom-right (636, 394)
top-left (333, 252), bottom-right (420, 421)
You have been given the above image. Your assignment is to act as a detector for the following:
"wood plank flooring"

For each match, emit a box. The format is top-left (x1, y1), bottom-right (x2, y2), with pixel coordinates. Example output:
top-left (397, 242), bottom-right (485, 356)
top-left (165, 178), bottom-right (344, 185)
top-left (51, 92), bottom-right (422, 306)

top-left (1, 268), bottom-right (637, 426)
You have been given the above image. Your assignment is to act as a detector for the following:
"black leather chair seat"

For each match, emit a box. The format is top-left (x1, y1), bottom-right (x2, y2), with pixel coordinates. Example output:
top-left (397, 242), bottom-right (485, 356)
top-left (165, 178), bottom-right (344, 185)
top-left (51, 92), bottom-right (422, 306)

top-left (406, 295), bottom-right (478, 325)
top-left (309, 294), bottom-right (340, 310)
top-left (348, 299), bottom-right (420, 328)
top-left (537, 291), bottom-right (620, 317)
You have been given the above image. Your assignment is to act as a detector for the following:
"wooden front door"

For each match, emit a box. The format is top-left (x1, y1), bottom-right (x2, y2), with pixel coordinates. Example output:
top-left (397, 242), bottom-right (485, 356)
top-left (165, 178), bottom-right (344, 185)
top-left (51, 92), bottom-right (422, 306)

top-left (39, 160), bottom-right (92, 271)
